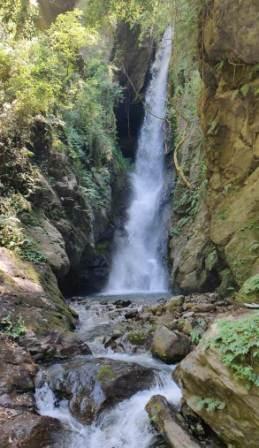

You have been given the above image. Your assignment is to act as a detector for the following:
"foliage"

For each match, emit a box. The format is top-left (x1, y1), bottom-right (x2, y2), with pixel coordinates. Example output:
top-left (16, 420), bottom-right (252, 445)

top-left (240, 275), bottom-right (259, 296)
top-left (195, 397), bottom-right (225, 413)
top-left (209, 313), bottom-right (259, 387)
top-left (83, 0), bottom-right (173, 38)
top-left (190, 319), bottom-right (207, 345)
top-left (0, 0), bottom-right (37, 39)
top-left (0, 314), bottom-right (26, 338)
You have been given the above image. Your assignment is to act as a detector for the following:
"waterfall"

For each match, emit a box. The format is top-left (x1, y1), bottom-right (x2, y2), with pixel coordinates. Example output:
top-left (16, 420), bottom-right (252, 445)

top-left (104, 27), bottom-right (173, 295)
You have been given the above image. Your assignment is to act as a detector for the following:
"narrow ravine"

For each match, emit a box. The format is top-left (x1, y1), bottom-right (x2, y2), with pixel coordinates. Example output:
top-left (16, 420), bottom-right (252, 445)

top-left (34, 30), bottom-right (179, 447)
top-left (104, 28), bottom-right (173, 295)
top-left (35, 297), bottom-right (182, 448)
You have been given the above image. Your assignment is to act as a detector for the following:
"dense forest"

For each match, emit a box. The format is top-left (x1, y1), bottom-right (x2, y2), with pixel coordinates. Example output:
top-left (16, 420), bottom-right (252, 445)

top-left (0, 1), bottom-right (259, 447)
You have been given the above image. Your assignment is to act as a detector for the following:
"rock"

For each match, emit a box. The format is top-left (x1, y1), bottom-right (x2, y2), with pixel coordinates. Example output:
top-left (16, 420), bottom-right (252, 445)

top-left (191, 304), bottom-right (216, 313)
top-left (21, 331), bottom-right (91, 362)
top-left (151, 326), bottom-right (191, 364)
top-left (145, 395), bottom-right (201, 448)
top-left (0, 407), bottom-right (61, 448)
top-left (203, 0), bottom-right (259, 64)
top-left (0, 336), bottom-right (37, 411)
top-left (37, 357), bottom-right (154, 423)
top-left (165, 296), bottom-right (185, 313)
top-left (28, 218), bottom-right (70, 279)
top-left (0, 247), bottom-right (76, 335)
top-left (175, 313), bottom-right (259, 448)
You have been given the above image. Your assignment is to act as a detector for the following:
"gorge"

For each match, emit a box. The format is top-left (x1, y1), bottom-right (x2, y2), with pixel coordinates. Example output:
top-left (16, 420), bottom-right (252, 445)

top-left (0, 1), bottom-right (259, 448)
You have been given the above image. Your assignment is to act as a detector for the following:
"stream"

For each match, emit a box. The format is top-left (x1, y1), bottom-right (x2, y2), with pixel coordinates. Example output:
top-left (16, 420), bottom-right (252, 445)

top-left (35, 296), bottom-right (182, 448)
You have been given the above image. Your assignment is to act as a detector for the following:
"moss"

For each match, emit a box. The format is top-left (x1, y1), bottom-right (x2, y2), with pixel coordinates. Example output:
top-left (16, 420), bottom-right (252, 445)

top-left (97, 365), bottom-right (115, 383)
top-left (127, 330), bottom-right (147, 346)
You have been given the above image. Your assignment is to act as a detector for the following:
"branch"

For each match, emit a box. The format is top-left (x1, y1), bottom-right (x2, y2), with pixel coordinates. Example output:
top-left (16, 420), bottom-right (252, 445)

top-left (173, 130), bottom-right (192, 189)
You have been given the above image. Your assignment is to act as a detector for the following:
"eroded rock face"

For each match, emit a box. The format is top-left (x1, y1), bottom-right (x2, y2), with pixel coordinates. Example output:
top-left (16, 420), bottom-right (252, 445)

top-left (201, 0), bottom-right (259, 288)
top-left (175, 315), bottom-right (259, 448)
top-left (203, 0), bottom-right (259, 64)
top-left (113, 22), bottom-right (154, 158)
top-left (151, 326), bottom-right (191, 364)
top-left (37, 357), bottom-right (155, 423)
top-left (169, 0), bottom-right (259, 293)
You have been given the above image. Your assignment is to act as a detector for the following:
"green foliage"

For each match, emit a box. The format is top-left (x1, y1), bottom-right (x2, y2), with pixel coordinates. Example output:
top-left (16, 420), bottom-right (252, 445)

top-left (190, 318), bottom-right (207, 345)
top-left (209, 313), bottom-right (259, 387)
top-left (241, 275), bottom-right (259, 296)
top-left (83, 0), bottom-right (173, 38)
top-left (0, 314), bottom-right (26, 338)
top-left (195, 397), bottom-right (226, 413)
top-left (0, 0), bottom-right (37, 39)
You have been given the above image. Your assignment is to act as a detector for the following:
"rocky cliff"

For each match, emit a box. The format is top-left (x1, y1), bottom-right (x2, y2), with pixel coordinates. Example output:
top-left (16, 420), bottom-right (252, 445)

top-left (169, 0), bottom-right (259, 298)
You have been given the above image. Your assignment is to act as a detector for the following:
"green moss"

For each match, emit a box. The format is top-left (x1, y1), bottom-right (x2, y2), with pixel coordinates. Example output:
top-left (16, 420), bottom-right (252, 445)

top-left (0, 315), bottom-right (26, 339)
top-left (97, 365), bottom-right (115, 383)
top-left (128, 330), bottom-right (147, 346)
top-left (208, 313), bottom-right (259, 387)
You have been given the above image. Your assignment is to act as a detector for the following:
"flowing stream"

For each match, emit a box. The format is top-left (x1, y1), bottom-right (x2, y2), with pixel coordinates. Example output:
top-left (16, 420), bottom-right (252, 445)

top-left (104, 28), bottom-right (173, 295)
top-left (36, 297), bottom-right (181, 448)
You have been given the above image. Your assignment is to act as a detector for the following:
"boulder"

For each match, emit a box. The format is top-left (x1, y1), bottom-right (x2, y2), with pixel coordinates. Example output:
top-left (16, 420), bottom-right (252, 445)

top-left (175, 314), bottom-right (259, 448)
top-left (0, 336), bottom-right (36, 411)
top-left (0, 407), bottom-right (61, 448)
top-left (28, 218), bottom-right (70, 279)
top-left (37, 357), bottom-right (155, 423)
top-left (21, 330), bottom-right (92, 362)
top-left (145, 395), bottom-right (200, 448)
top-left (151, 326), bottom-right (191, 364)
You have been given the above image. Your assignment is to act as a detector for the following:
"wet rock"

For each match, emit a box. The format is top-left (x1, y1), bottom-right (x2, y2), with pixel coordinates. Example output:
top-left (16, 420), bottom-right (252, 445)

top-left (125, 309), bottom-right (139, 319)
top-left (0, 407), bottom-right (61, 448)
top-left (21, 330), bottom-right (92, 362)
top-left (37, 357), bottom-right (154, 423)
top-left (152, 326), bottom-right (191, 364)
top-left (145, 395), bottom-right (201, 448)
top-left (175, 314), bottom-right (259, 447)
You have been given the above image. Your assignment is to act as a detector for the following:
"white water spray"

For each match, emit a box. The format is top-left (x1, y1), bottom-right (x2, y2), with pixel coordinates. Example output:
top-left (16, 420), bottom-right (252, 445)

top-left (36, 355), bottom-right (181, 448)
top-left (104, 28), bottom-right (173, 294)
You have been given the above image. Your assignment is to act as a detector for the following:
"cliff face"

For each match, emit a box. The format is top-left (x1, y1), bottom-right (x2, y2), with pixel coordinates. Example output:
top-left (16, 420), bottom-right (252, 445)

top-left (169, 0), bottom-right (259, 295)
top-left (201, 0), bottom-right (259, 289)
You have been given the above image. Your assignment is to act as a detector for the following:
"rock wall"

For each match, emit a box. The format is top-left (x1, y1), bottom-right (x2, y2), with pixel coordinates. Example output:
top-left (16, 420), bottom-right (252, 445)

top-left (169, 0), bottom-right (259, 295)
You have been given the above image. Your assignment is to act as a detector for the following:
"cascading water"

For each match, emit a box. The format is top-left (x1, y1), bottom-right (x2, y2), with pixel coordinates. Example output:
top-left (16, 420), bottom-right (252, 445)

top-left (104, 28), bottom-right (173, 295)
top-left (36, 298), bottom-right (182, 448)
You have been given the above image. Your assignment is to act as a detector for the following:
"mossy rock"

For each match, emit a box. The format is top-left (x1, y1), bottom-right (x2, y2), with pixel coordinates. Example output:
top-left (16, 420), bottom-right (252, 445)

top-left (236, 274), bottom-right (259, 303)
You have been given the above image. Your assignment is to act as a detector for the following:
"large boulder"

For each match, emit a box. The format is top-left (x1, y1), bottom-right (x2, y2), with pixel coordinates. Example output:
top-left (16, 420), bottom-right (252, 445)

top-left (151, 326), bottom-right (191, 364)
top-left (28, 218), bottom-right (70, 279)
top-left (175, 313), bottom-right (259, 448)
top-left (145, 395), bottom-right (201, 448)
top-left (0, 407), bottom-right (61, 448)
top-left (37, 357), bottom-right (155, 423)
